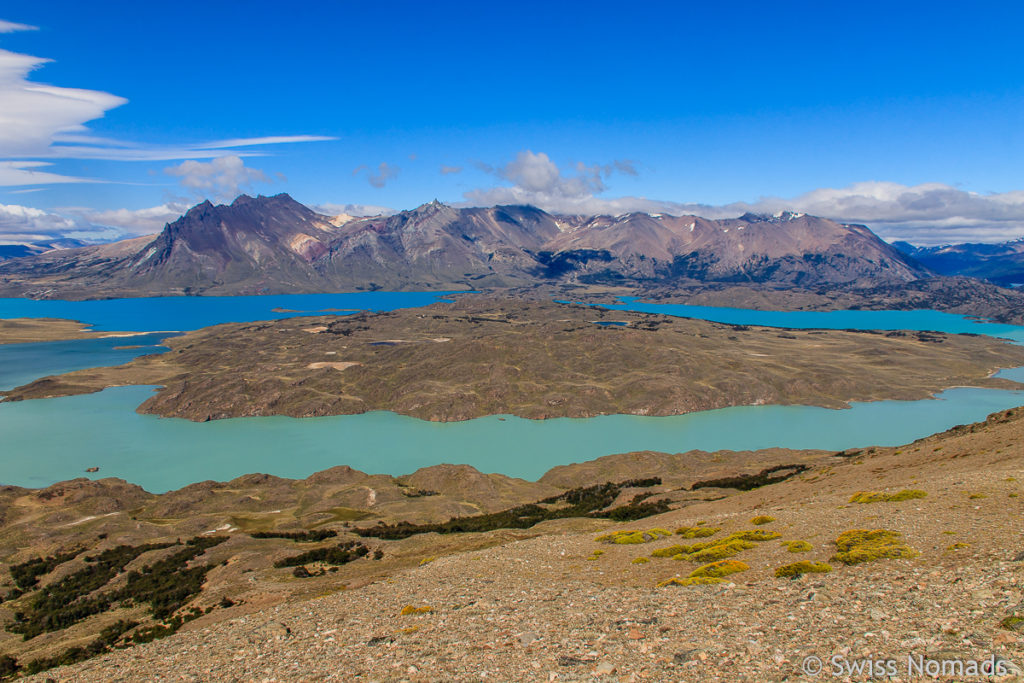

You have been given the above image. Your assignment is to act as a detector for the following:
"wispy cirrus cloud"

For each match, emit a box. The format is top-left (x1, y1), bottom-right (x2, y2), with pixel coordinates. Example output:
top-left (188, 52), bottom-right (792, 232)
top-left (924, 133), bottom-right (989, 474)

top-left (0, 21), bottom-right (335, 186)
top-left (0, 19), bottom-right (37, 33)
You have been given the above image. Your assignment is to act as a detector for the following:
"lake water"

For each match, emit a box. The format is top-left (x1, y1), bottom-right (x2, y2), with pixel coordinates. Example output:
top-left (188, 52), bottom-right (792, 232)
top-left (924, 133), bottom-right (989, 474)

top-left (2, 292), bottom-right (1024, 492)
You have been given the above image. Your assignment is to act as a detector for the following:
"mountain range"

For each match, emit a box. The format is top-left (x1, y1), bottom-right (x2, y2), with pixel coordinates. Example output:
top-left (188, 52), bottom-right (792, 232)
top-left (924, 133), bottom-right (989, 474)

top-left (0, 194), bottom-right (931, 298)
top-left (893, 239), bottom-right (1024, 287)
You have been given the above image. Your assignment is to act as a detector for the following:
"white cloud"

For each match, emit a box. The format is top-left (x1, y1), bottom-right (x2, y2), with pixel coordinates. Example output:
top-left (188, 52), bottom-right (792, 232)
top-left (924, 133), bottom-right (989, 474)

top-left (0, 30), bottom-right (335, 185)
top-left (463, 150), bottom-right (639, 214)
top-left (462, 150), bottom-right (1024, 245)
top-left (440, 165), bottom-right (462, 175)
top-left (0, 161), bottom-right (96, 186)
top-left (664, 182), bottom-right (1024, 246)
top-left (164, 155), bottom-right (270, 201)
top-left (66, 203), bottom-right (184, 235)
top-left (354, 162), bottom-right (400, 188)
top-left (315, 202), bottom-right (395, 217)
top-left (0, 202), bottom-right (77, 242)
top-left (0, 19), bottom-right (37, 33)
top-left (0, 48), bottom-right (127, 160)
top-left (0, 201), bottom-right (184, 243)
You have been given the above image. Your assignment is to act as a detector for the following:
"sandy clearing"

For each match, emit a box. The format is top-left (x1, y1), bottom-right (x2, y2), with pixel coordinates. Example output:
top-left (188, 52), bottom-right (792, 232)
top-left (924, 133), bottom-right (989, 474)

top-left (306, 361), bottom-right (361, 371)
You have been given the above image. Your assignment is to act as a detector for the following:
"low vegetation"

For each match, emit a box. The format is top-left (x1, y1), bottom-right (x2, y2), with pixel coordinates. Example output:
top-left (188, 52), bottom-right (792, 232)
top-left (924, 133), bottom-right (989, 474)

top-left (690, 464), bottom-right (809, 491)
top-left (594, 528), bottom-right (671, 544)
top-left (250, 529), bottom-right (338, 542)
top-left (1, 537), bottom-right (228, 678)
top-left (849, 489), bottom-right (927, 504)
top-left (354, 479), bottom-right (664, 540)
top-left (775, 561), bottom-right (832, 578)
top-left (831, 529), bottom-right (918, 565)
top-left (782, 540), bottom-right (812, 553)
top-left (729, 530), bottom-right (781, 542)
top-left (273, 541), bottom-right (371, 568)
top-left (8, 548), bottom-right (83, 591)
top-left (399, 605), bottom-right (433, 615)
top-left (649, 529), bottom-right (779, 563)
top-left (750, 515), bottom-right (776, 525)
top-left (689, 559), bottom-right (749, 579)
top-left (674, 526), bottom-right (720, 538)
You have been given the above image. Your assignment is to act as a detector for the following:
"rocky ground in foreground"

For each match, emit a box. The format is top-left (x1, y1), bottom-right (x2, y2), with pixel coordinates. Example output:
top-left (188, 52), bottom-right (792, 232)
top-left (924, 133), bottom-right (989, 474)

top-left (10, 407), bottom-right (1024, 682)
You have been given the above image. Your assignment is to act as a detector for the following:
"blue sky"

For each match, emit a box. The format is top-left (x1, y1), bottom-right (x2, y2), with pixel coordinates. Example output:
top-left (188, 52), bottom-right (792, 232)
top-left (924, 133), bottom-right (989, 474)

top-left (0, 1), bottom-right (1022, 245)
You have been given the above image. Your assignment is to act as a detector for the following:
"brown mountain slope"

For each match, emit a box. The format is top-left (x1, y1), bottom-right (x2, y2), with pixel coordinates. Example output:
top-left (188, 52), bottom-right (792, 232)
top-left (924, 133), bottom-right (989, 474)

top-left (0, 196), bottom-right (931, 298)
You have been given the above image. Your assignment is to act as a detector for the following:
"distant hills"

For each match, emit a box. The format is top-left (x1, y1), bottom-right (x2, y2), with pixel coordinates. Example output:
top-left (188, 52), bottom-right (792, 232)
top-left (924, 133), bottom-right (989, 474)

top-left (893, 240), bottom-right (1024, 287)
top-left (0, 194), bottom-right (931, 298)
top-left (0, 238), bottom-right (88, 262)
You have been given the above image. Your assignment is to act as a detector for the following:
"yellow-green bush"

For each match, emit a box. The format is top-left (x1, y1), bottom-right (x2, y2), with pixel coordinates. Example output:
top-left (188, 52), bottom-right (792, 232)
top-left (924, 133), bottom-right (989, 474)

top-left (656, 576), bottom-right (726, 587)
top-left (631, 556), bottom-right (650, 564)
top-left (774, 561), bottom-right (832, 578)
top-left (651, 544), bottom-right (691, 558)
top-left (831, 529), bottom-right (918, 565)
top-left (400, 605), bottom-right (433, 615)
top-left (783, 540), bottom-right (812, 553)
top-left (675, 525), bottom-right (721, 538)
top-left (728, 530), bottom-right (781, 542)
top-left (849, 489), bottom-right (927, 504)
top-left (688, 540), bottom-right (755, 562)
top-left (750, 515), bottom-right (776, 525)
top-left (689, 559), bottom-right (749, 578)
top-left (595, 528), bottom-right (673, 544)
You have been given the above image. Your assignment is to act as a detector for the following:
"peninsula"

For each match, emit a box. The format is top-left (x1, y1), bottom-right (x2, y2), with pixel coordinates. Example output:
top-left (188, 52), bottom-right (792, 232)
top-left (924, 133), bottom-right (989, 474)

top-left (5, 298), bottom-right (1024, 421)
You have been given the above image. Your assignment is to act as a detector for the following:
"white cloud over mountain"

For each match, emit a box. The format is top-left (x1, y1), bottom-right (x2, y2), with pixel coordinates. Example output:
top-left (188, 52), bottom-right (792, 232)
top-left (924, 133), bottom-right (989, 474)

top-left (462, 150), bottom-right (1024, 245)
top-left (164, 156), bottom-right (270, 202)
top-left (0, 201), bottom-right (182, 243)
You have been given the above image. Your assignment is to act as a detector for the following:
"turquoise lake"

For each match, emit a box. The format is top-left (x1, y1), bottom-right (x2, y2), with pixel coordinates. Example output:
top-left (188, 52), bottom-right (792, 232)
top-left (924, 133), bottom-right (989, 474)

top-left (2, 292), bottom-right (1024, 492)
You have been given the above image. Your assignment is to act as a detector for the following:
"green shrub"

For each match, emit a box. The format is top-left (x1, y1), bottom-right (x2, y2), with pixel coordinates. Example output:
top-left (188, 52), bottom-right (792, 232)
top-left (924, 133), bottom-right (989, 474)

top-left (675, 526), bottom-right (720, 538)
top-left (750, 515), bottom-right (776, 525)
top-left (9, 548), bottom-right (82, 590)
top-left (356, 478), bottom-right (663, 539)
top-left (727, 530), bottom-right (781, 542)
top-left (596, 528), bottom-right (671, 544)
top-left (250, 529), bottom-right (338, 542)
top-left (274, 541), bottom-right (370, 568)
top-left (849, 490), bottom-right (927, 504)
top-left (775, 561), bottom-right (831, 578)
top-left (687, 539), bottom-right (755, 562)
top-left (783, 540), bottom-right (812, 553)
top-left (689, 560), bottom-right (749, 578)
top-left (831, 529), bottom-right (918, 565)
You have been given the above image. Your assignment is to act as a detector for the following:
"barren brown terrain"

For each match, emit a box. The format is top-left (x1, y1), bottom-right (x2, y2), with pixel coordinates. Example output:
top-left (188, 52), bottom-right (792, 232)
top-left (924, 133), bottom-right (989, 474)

top-left (0, 319), bottom-right (133, 345)
top-left (4, 299), bottom-right (1024, 422)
